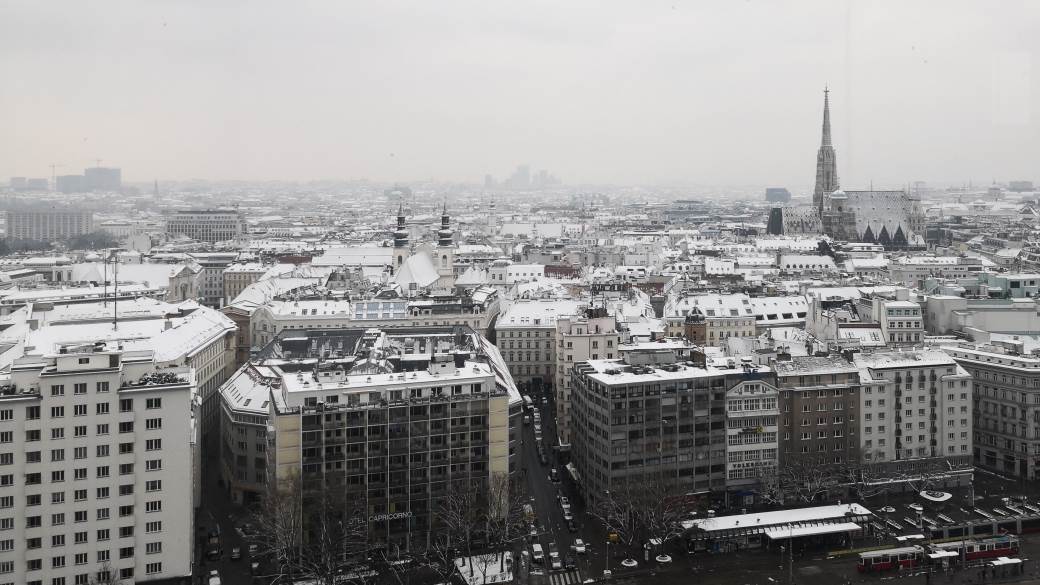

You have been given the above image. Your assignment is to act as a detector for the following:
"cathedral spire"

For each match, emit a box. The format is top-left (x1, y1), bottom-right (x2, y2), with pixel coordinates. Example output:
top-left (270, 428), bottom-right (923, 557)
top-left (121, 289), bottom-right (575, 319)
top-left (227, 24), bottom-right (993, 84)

top-left (821, 86), bottom-right (832, 147)
top-left (813, 86), bottom-right (840, 213)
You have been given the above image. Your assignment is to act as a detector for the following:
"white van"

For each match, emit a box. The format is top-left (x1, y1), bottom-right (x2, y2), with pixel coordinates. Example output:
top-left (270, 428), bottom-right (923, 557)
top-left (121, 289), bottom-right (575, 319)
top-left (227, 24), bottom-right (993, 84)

top-left (532, 543), bottom-right (545, 563)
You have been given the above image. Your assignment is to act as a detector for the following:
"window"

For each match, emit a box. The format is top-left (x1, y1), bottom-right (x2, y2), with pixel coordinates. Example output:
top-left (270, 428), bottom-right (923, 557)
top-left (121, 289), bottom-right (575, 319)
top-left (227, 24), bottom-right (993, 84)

top-left (145, 480), bottom-right (161, 492)
top-left (118, 463), bottom-right (133, 475)
top-left (74, 468), bottom-right (87, 480)
top-left (74, 426), bottom-right (86, 438)
top-left (96, 466), bottom-right (110, 478)
top-left (119, 484), bottom-right (133, 496)
top-left (145, 459), bottom-right (161, 471)
top-left (146, 562), bottom-right (162, 574)
top-left (96, 508), bottom-right (110, 521)
top-left (74, 383), bottom-right (87, 395)
top-left (74, 446), bottom-right (86, 460)
top-left (51, 406), bottom-right (64, 418)
top-left (146, 541), bottom-right (162, 554)
top-left (119, 505), bottom-right (133, 518)
top-left (96, 382), bottom-right (109, 393)
top-left (118, 422), bottom-right (133, 434)
top-left (74, 531), bottom-right (87, 544)
top-left (97, 529), bottom-right (109, 542)
top-left (51, 385), bottom-right (65, 397)
top-left (26, 405), bottom-right (39, 420)
top-left (119, 399), bottom-right (132, 413)
top-left (145, 500), bottom-right (161, 513)
top-left (145, 439), bottom-right (161, 451)
top-left (145, 520), bottom-right (162, 533)
top-left (119, 443), bottom-right (133, 454)
top-left (146, 398), bottom-right (161, 409)
top-left (96, 445), bottom-right (109, 457)
top-left (145, 418), bottom-right (162, 430)
top-left (119, 546), bottom-right (133, 559)
top-left (51, 428), bottom-right (64, 440)
top-left (96, 403), bottom-right (109, 415)
top-left (51, 470), bottom-right (65, 483)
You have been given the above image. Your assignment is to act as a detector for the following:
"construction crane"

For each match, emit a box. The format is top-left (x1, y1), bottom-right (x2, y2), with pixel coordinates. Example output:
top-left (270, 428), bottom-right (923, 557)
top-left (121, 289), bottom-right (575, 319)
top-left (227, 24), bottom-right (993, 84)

top-left (48, 163), bottom-right (64, 186)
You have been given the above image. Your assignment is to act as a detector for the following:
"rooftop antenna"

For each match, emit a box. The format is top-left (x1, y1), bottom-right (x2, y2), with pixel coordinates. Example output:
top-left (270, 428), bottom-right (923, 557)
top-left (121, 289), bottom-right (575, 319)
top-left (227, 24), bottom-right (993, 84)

top-left (48, 163), bottom-right (64, 187)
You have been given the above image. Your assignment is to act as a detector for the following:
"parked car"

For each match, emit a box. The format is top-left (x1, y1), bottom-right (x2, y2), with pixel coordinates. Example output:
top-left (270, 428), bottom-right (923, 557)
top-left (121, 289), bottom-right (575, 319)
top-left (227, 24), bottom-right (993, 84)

top-left (567, 519), bottom-right (578, 533)
top-left (571, 539), bottom-right (587, 554)
top-left (231, 547), bottom-right (241, 561)
top-left (248, 543), bottom-right (258, 556)
top-left (564, 553), bottom-right (576, 570)
top-left (539, 452), bottom-right (548, 465)
top-left (549, 468), bottom-right (560, 483)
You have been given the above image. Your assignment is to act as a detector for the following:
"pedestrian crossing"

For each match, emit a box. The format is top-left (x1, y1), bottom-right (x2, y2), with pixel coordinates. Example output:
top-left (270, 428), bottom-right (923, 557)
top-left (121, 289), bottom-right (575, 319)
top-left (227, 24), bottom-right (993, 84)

top-left (548, 570), bottom-right (581, 585)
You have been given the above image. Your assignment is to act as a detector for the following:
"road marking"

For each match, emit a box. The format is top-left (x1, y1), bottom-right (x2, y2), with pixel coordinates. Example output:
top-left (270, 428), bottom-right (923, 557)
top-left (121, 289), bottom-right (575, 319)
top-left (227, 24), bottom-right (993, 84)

top-left (549, 570), bottom-right (580, 585)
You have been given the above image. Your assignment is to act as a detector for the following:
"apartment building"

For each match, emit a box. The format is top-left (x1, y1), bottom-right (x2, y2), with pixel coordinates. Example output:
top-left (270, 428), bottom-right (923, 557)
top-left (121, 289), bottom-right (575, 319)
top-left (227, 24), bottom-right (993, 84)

top-left (888, 255), bottom-right (983, 289)
top-left (164, 209), bottom-right (245, 243)
top-left (943, 341), bottom-right (1040, 480)
top-left (495, 299), bottom-right (584, 392)
top-left (569, 344), bottom-right (777, 506)
top-left (229, 326), bottom-right (521, 549)
top-left (773, 356), bottom-right (861, 469)
top-left (0, 299), bottom-right (236, 457)
top-left (5, 209), bottom-right (94, 242)
top-left (188, 253), bottom-right (240, 308)
top-left (0, 343), bottom-right (198, 585)
top-left (554, 307), bottom-right (620, 447)
top-left (854, 350), bottom-right (973, 483)
top-left (223, 263), bottom-right (269, 304)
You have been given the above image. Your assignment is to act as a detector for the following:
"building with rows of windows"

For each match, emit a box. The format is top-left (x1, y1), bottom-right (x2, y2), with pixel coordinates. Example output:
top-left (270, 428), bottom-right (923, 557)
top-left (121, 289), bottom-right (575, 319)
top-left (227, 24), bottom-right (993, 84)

top-left (569, 342), bottom-right (779, 507)
top-left (220, 325), bottom-right (522, 549)
top-left (854, 350), bottom-right (973, 485)
top-left (0, 343), bottom-right (198, 585)
top-left (943, 340), bottom-right (1040, 480)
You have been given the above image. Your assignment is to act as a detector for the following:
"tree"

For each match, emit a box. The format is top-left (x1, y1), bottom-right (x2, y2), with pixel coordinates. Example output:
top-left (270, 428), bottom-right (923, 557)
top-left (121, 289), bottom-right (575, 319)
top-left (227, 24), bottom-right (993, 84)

top-left (88, 561), bottom-right (122, 585)
top-left (590, 473), bottom-right (690, 563)
top-left (248, 473), bottom-right (305, 583)
top-left (250, 473), bottom-right (372, 585)
top-left (66, 231), bottom-right (120, 250)
top-left (774, 453), bottom-right (843, 504)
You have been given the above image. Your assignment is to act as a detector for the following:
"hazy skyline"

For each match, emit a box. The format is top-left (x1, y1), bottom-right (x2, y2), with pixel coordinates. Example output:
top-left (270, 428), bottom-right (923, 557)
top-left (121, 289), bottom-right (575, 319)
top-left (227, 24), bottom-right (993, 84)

top-left (1, 1), bottom-right (1037, 190)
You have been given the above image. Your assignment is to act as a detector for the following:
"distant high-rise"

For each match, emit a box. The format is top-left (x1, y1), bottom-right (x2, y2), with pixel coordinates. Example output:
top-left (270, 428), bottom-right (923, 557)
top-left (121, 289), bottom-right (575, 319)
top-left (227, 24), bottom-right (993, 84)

top-left (813, 88), bottom-right (839, 212)
top-left (765, 187), bottom-right (792, 203)
top-left (9, 177), bottom-right (26, 190)
top-left (56, 174), bottom-right (86, 193)
top-left (84, 166), bottom-right (122, 191)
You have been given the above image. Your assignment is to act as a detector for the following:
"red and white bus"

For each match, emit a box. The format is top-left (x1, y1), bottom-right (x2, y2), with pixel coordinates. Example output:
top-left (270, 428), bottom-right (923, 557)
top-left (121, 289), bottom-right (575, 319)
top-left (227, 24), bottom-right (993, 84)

top-left (857, 546), bottom-right (924, 572)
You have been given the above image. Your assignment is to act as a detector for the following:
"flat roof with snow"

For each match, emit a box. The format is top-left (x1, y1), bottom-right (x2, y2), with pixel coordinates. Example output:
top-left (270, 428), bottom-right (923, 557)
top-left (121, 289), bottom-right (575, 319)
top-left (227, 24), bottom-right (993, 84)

top-left (683, 503), bottom-right (872, 539)
top-left (763, 521), bottom-right (862, 540)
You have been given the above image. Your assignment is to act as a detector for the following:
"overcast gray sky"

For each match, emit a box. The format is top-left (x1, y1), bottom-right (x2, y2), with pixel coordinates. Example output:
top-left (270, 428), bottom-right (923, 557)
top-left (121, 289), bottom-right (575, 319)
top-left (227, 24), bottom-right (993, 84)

top-left (1, 1), bottom-right (1037, 190)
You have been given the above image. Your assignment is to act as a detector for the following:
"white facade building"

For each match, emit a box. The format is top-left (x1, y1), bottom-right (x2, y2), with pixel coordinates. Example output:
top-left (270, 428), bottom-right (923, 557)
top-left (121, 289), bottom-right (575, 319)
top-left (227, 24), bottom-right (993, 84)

top-left (0, 344), bottom-right (198, 584)
top-left (855, 350), bottom-right (973, 474)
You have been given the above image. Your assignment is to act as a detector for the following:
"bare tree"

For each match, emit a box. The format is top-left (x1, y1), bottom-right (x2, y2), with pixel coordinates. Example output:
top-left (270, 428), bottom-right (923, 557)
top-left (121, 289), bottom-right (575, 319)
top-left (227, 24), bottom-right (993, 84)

top-left (589, 476), bottom-right (652, 562)
top-left (298, 478), bottom-right (370, 585)
top-left (249, 473), bottom-right (370, 585)
top-left (248, 473), bottom-right (305, 583)
top-left (88, 561), bottom-right (122, 585)
top-left (432, 479), bottom-right (485, 582)
top-left (777, 453), bottom-right (842, 503)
